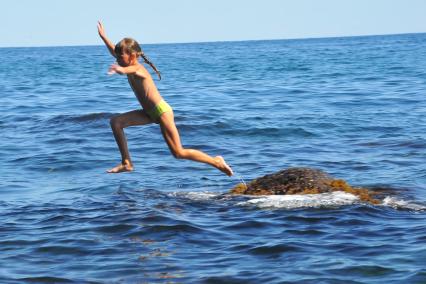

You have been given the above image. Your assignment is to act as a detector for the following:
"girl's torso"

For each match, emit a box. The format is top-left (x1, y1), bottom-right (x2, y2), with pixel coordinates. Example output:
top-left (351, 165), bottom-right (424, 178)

top-left (127, 66), bottom-right (163, 110)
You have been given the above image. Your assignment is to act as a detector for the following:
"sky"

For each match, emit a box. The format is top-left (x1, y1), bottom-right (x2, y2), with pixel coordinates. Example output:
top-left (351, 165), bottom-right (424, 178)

top-left (1, 0), bottom-right (425, 47)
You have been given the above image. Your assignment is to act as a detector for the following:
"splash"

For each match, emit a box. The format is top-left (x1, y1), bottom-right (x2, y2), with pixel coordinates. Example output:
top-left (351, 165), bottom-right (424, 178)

top-left (232, 169), bottom-right (248, 192)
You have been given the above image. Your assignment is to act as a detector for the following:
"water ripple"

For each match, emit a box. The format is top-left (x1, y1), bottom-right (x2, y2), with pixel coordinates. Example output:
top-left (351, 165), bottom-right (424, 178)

top-left (1, 34), bottom-right (426, 283)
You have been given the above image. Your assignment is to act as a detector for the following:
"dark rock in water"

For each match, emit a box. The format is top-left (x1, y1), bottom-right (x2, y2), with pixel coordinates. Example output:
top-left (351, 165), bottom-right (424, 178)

top-left (231, 167), bottom-right (381, 204)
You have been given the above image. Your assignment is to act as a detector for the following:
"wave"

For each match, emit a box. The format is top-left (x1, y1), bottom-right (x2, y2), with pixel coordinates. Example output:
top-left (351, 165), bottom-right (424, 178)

top-left (177, 120), bottom-right (316, 138)
top-left (16, 276), bottom-right (80, 284)
top-left (47, 112), bottom-right (115, 124)
top-left (171, 191), bottom-right (426, 211)
top-left (169, 191), bottom-right (222, 201)
top-left (235, 126), bottom-right (315, 138)
top-left (381, 196), bottom-right (426, 211)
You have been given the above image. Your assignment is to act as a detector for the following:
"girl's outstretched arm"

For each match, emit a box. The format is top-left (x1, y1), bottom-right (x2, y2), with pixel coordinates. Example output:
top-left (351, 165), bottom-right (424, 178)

top-left (108, 64), bottom-right (147, 78)
top-left (97, 21), bottom-right (116, 58)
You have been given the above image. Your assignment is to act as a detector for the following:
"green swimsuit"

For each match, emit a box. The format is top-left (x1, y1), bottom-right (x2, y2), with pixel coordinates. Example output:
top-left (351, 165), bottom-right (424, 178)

top-left (146, 100), bottom-right (173, 122)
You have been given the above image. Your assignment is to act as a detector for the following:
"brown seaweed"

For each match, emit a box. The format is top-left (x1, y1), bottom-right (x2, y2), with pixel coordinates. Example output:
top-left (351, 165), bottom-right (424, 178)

top-left (230, 168), bottom-right (380, 204)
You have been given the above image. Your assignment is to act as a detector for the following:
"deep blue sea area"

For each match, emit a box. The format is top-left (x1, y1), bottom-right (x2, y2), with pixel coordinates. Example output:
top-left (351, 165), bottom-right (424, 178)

top-left (1, 33), bottom-right (425, 283)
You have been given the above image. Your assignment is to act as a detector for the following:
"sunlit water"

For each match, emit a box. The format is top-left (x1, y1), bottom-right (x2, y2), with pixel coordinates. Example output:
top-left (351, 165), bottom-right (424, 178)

top-left (1, 33), bottom-right (425, 283)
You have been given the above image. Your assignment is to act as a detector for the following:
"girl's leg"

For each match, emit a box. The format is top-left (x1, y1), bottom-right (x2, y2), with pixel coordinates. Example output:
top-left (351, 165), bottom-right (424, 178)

top-left (158, 111), bottom-right (233, 176)
top-left (108, 110), bottom-right (153, 173)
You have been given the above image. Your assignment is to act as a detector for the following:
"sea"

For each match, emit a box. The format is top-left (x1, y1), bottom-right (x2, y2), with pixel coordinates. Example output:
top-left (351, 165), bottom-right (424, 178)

top-left (1, 33), bottom-right (425, 283)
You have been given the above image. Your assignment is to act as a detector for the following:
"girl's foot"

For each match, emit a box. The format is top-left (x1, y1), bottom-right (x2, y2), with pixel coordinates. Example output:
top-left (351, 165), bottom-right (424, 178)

top-left (107, 162), bottom-right (134, 173)
top-left (214, 156), bottom-right (234, 176)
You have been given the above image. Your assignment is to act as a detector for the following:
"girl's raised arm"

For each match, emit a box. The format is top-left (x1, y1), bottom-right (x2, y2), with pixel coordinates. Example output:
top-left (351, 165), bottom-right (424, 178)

top-left (97, 21), bottom-right (116, 58)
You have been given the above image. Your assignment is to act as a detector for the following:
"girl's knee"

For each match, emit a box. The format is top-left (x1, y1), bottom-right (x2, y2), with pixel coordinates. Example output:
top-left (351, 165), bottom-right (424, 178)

top-left (110, 116), bottom-right (123, 129)
top-left (171, 148), bottom-right (186, 159)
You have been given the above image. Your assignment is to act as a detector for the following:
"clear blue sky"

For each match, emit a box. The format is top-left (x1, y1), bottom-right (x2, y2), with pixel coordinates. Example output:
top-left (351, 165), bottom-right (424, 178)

top-left (2, 0), bottom-right (425, 47)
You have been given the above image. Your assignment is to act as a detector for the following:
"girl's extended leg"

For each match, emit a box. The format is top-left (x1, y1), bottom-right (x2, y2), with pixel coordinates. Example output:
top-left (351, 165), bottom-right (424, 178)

top-left (158, 111), bottom-right (233, 176)
top-left (108, 110), bottom-right (153, 173)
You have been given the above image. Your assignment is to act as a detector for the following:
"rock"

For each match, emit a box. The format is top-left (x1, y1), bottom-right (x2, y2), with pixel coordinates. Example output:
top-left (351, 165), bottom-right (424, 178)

top-left (231, 167), bottom-right (381, 204)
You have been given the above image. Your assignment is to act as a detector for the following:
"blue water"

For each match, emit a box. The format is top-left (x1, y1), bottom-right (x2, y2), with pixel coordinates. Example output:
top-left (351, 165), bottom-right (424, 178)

top-left (1, 33), bottom-right (426, 283)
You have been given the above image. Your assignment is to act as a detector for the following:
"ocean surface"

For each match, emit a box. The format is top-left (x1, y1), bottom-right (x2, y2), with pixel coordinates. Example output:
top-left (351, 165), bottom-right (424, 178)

top-left (1, 33), bottom-right (425, 283)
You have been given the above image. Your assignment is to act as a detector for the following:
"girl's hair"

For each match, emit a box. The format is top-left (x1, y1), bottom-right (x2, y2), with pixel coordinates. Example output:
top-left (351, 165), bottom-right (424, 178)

top-left (115, 38), bottom-right (162, 80)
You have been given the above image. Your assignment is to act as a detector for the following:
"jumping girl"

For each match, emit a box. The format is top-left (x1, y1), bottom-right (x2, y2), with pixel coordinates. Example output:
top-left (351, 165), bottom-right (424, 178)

top-left (97, 21), bottom-right (233, 176)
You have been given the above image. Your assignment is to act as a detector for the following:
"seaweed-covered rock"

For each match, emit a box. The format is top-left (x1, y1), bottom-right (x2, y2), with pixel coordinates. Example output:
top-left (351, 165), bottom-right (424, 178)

top-left (231, 167), bottom-right (380, 204)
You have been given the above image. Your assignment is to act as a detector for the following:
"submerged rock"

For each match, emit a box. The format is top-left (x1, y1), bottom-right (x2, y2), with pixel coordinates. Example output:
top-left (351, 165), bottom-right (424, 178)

top-left (231, 167), bottom-right (381, 204)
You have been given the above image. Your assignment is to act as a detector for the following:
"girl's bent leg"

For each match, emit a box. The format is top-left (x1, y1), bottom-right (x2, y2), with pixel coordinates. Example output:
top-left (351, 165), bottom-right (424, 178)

top-left (158, 112), bottom-right (233, 176)
top-left (108, 110), bottom-right (153, 173)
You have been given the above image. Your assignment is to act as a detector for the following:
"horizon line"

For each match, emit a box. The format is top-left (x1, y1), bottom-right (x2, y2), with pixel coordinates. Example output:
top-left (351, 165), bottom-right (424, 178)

top-left (1, 31), bottom-right (425, 49)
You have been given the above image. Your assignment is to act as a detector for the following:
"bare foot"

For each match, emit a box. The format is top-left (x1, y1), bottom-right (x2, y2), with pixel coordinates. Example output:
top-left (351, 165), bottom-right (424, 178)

top-left (214, 156), bottom-right (234, 176)
top-left (107, 162), bottom-right (134, 173)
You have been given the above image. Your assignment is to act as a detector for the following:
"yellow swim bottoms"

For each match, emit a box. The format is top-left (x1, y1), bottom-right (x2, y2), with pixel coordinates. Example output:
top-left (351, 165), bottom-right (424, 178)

top-left (146, 100), bottom-right (173, 122)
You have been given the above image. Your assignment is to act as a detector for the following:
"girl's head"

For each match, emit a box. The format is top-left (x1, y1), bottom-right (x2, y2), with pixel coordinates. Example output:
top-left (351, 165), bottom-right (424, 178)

top-left (115, 38), bottom-right (161, 80)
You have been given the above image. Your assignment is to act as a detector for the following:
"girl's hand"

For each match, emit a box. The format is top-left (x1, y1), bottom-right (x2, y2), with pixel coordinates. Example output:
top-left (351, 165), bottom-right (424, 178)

top-left (97, 21), bottom-right (107, 38)
top-left (108, 63), bottom-right (124, 75)
top-left (97, 21), bottom-right (117, 58)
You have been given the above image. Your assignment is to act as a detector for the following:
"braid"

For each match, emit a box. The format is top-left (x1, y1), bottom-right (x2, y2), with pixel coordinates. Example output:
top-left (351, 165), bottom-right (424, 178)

top-left (140, 52), bottom-right (162, 80)
top-left (116, 38), bottom-right (162, 80)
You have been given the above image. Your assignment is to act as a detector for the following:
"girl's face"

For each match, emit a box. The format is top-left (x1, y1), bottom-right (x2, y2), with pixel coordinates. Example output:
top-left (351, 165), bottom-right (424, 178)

top-left (116, 52), bottom-right (131, 67)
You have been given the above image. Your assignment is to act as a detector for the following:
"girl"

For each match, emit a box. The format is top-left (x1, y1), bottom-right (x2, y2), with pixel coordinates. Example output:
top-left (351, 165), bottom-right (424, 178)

top-left (97, 21), bottom-right (233, 176)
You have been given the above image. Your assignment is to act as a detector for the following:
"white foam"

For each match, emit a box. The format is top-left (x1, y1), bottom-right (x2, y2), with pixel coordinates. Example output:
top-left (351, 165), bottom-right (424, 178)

top-left (236, 191), bottom-right (359, 209)
top-left (382, 196), bottom-right (426, 211)
top-left (169, 191), bottom-right (220, 201)
top-left (170, 191), bottom-right (426, 211)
